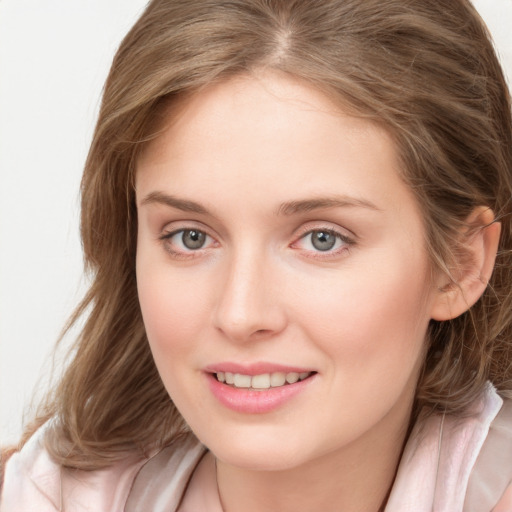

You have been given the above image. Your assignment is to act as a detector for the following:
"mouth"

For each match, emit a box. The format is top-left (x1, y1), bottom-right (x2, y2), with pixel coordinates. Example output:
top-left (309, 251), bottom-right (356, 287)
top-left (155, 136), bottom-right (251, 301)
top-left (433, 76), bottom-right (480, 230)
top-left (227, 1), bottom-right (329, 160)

top-left (206, 365), bottom-right (317, 413)
top-left (213, 371), bottom-right (315, 391)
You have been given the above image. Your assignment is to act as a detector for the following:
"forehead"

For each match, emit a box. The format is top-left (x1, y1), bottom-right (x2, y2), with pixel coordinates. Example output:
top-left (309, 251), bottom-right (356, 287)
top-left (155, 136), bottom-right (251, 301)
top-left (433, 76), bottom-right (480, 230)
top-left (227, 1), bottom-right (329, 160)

top-left (135, 71), bottom-right (418, 222)
top-left (137, 72), bottom-right (393, 163)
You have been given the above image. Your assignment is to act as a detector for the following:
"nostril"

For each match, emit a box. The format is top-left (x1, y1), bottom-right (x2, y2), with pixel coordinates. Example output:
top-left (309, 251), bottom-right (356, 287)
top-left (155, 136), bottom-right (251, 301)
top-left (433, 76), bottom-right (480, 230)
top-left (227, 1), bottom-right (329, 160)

top-left (250, 328), bottom-right (278, 340)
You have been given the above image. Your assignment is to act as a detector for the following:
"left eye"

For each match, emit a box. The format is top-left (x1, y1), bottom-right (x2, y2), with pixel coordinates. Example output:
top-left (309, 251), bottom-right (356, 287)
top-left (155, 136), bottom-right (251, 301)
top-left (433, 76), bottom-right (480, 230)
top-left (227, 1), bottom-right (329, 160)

top-left (162, 229), bottom-right (213, 252)
top-left (296, 229), bottom-right (348, 252)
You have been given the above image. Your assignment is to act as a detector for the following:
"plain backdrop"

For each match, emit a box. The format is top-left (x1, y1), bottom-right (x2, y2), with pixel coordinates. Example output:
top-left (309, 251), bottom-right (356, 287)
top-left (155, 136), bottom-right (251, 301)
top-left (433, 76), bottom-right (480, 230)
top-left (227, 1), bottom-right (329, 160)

top-left (1, 0), bottom-right (512, 445)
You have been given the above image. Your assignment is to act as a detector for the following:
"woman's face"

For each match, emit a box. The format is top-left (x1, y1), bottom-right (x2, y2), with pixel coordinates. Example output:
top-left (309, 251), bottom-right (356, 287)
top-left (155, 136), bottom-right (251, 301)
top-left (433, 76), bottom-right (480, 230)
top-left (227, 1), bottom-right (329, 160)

top-left (136, 72), bottom-right (441, 471)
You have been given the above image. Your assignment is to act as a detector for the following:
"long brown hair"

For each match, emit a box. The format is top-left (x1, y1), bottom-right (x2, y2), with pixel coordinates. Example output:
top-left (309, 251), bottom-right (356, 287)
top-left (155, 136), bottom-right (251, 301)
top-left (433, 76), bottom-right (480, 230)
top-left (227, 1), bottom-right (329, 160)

top-left (13, 0), bottom-right (512, 469)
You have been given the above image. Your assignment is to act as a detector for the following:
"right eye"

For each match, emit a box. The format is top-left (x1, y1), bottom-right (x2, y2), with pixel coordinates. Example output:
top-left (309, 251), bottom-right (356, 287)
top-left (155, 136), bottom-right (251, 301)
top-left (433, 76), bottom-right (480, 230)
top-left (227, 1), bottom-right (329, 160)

top-left (160, 228), bottom-right (216, 255)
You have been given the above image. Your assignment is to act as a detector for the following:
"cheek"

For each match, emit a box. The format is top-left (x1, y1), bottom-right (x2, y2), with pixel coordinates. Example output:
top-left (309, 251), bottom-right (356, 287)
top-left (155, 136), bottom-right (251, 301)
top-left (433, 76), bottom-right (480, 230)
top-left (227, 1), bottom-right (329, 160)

top-left (136, 258), bottom-right (210, 363)
top-left (290, 254), bottom-right (433, 367)
top-left (136, 266), bottom-right (215, 414)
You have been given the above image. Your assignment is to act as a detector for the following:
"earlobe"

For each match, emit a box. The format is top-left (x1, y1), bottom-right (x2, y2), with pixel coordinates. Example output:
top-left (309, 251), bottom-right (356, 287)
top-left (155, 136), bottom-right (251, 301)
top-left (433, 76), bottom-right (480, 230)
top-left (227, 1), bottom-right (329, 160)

top-left (431, 207), bottom-right (501, 321)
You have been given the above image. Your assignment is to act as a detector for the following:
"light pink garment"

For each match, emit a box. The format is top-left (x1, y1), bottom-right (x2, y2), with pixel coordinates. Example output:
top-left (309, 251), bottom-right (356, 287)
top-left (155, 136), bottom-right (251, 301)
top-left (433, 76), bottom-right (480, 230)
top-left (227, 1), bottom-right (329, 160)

top-left (1, 384), bottom-right (511, 511)
top-left (0, 428), bottom-right (146, 511)
top-left (176, 451), bottom-right (224, 512)
top-left (385, 382), bottom-right (512, 511)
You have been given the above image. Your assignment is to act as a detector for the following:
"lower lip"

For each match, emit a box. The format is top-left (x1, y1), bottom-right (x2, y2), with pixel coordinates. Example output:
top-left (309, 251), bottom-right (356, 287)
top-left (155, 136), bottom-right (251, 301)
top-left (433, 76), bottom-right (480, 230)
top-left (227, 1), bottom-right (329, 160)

top-left (206, 373), bottom-right (315, 414)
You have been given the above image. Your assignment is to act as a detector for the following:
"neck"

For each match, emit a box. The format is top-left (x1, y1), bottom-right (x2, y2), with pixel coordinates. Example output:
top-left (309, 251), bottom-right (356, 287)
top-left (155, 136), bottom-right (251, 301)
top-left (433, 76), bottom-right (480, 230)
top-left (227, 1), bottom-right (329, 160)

top-left (215, 404), bottom-right (411, 512)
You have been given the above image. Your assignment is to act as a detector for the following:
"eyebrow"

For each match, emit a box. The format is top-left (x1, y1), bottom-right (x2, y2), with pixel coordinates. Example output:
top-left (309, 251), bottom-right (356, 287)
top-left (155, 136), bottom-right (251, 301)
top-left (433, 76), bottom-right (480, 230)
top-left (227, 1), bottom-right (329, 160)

top-left (277, 196), bottom-right (380, 215)
top-left (140, 191), bottom-right (380, 216)
top-left (140, 191), bottom-right (209, 214)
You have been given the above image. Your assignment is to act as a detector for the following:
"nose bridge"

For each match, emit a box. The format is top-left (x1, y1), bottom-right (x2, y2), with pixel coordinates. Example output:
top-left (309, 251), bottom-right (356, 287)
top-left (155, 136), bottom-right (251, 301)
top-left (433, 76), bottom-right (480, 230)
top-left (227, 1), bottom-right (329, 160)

top-left (213, 242), bottom-right (285, 342)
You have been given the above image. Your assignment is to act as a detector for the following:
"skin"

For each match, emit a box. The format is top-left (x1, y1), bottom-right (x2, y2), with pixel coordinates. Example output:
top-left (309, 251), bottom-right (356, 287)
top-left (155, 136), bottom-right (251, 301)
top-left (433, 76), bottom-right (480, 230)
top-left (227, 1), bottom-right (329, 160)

top-left (135, 71), bottom-right (447, 512)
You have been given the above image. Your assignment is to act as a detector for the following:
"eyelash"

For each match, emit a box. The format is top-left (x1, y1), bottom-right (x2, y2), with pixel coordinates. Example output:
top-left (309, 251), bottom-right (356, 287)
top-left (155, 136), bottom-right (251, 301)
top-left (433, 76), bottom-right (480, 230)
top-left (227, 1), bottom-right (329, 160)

top-left (159, 225), bottom-right (355, 260)
top-left (159, 228), bottom-right (217, 259)
top-left (291, 227), bottom-right (355, 259)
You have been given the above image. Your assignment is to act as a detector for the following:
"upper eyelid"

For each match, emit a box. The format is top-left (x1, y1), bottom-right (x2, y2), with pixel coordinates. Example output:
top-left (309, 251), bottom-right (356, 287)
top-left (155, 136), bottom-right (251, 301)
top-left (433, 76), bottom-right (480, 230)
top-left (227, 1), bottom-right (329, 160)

top-left (160, 227), bottom-right (216, 244)
top-left (293, 221), bottom-right (356, 241)
top-left (293, 230), bottom-right (353, 248)
top-left (160, 220), bottom-right (217, 238)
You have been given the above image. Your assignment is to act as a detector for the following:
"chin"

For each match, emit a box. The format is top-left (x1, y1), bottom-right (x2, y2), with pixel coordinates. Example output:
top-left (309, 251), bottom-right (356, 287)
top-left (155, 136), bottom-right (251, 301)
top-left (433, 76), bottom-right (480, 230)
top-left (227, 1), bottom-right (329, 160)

top-left (197, 427), bottom-right (317, 472)
top-left (214, 447), bottom-right (306, 472)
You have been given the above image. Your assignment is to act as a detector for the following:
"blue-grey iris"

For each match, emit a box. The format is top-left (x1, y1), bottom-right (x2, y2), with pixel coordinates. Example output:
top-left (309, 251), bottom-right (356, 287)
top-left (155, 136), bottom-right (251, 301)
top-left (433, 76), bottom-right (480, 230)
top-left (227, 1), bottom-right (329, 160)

top-left (311, 231), bottom-right (336, 251)
top-left (182, 230), bottom-right (206, 249)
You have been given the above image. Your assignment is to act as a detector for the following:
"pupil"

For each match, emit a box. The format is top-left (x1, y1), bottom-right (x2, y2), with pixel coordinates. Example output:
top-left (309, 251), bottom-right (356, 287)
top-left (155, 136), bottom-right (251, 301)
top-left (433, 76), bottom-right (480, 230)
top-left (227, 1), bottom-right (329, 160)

top-left (182, 230), bottom-right (206, 249)
top-left (311, 231), bottom-right (336, 251)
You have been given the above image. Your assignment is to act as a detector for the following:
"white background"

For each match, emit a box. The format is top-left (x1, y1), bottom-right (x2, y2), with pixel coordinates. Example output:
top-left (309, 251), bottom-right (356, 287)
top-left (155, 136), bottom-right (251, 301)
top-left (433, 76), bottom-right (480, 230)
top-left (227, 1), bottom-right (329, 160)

top-left (1, 0), bottom-right (512, 445)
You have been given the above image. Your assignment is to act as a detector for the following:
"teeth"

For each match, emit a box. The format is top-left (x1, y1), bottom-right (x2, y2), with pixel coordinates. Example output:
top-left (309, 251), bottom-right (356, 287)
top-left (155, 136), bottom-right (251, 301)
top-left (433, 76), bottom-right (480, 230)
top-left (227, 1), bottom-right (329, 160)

top-left (270, 372), bottom-right (286, 387)
top-left (233, 374), bottom-right (251, 388)
top-left (216, 371), bottom-right (312, 389)
top-left (285, 372), bottom-right (299, 384)
top-left (252, 374), bottom-right (271, 389)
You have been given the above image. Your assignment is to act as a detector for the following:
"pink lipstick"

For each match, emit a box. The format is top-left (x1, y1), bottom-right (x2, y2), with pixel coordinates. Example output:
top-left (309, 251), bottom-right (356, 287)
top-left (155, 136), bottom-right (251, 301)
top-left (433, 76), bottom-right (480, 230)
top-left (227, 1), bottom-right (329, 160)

top-left (204, 362), bottom-right (316, 414)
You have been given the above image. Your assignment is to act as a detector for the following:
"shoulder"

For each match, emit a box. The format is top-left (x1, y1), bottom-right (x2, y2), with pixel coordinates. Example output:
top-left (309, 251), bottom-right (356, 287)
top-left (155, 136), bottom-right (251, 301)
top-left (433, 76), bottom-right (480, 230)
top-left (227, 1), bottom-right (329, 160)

top-left (0, 423), bottom-right (204, 512)
top-left (466, 389), bottom-right (512, 511)
top-left (386, 383), bottom-right (511, 512)
top-left (1, 422), bottom-right (62, 511)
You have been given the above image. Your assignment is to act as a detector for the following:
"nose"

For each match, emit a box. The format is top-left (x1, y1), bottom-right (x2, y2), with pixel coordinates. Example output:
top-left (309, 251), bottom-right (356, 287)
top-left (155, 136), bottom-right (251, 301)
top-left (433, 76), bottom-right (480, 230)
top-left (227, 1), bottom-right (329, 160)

top-left (213, 248), bottom-right (287, 343)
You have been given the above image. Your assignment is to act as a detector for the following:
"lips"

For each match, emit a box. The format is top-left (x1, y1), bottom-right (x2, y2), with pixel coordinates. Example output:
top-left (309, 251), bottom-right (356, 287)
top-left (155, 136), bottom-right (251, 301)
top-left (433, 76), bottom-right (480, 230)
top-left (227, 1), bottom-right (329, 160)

top-left (204, 363), bottom-right (317, 413)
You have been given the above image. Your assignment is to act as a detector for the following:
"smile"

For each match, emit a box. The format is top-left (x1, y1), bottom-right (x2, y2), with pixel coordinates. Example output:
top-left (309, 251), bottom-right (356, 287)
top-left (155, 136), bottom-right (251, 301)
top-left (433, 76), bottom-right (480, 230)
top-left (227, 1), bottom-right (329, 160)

top-left (206, 366), bottom-right (317, 413)
top-left (215, 371), bottom-right (313, 390)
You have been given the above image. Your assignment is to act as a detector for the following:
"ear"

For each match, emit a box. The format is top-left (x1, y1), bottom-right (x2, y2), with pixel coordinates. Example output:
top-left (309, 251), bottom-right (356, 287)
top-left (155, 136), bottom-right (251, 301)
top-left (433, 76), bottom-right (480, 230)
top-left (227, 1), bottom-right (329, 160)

top-left (431, 206), bottom-right (501, 321)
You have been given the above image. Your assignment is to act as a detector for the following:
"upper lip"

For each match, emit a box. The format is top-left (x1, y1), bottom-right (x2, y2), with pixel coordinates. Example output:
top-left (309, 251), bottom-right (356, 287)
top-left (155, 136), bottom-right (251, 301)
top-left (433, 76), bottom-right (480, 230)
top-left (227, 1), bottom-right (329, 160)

top-left (204, 362), bottom-right (315, 375)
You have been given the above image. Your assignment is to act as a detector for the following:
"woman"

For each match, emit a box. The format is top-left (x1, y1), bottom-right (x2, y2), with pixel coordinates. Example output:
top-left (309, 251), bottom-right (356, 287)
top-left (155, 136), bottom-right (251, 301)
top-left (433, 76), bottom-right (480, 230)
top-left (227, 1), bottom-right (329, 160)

top-left (2, 0), bottom-right (512, 510)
